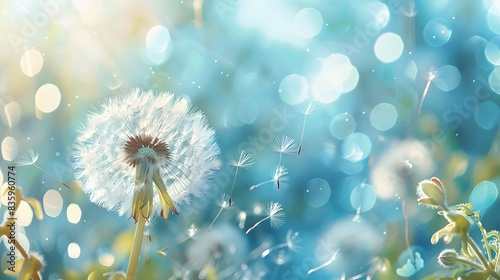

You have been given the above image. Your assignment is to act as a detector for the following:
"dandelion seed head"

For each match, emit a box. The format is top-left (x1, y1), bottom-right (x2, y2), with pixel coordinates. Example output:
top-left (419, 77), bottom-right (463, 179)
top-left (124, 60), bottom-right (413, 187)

top-left (16, 149), bottom-right (39, 166)
top-left (271, 136), bottom-right (297, 154)
top-left (273, 166), bottom-right (289, 190)
top-left (228, 150), bottom-right (255, 169)
top-left (267, 202), bottom-right (285, 228)
top-left (73, 89), bottom-right (221, 219)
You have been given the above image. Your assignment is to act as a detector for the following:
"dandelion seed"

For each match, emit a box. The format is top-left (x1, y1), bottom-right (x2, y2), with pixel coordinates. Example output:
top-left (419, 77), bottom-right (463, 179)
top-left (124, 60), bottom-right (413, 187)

top-left (16, 149), bottom-right (71, 188)
top-left (418, 70), bottom-right (437, 115)
top-left (271, 135), bottom-right (297, 166)
top-left (227, 150), bottom-right (254, 205)
top-left (307, 249), bottom-right (340, 275)
top-left (297, 100), bottom-right (321, 155)
top-left (261, 230), bottom-right (300, 258)
top-left (158, 224), bottom-right (198, 253)
top-left (249, 166), bottom-right (288, 191)
top-left (207, 194), bottom-right (230, 232)
top-left (246, 202), bottom-right (285, 234)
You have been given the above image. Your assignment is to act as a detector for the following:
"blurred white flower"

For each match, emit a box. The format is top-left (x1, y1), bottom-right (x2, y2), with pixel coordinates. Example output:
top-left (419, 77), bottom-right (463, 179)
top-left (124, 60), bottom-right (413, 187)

top-left (73, 89), bottom-right (220, 221)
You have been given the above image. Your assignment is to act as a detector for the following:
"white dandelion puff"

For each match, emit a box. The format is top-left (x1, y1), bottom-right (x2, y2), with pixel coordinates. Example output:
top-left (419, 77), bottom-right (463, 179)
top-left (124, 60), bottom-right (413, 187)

top-left (73, 89), bottom-right (221, 221)
top-left (227, 150), bottom-right (254, 206)
top-left (249, 166), bottom-right (288, 191)
top-left (246, 202), bottom-right (285, 234)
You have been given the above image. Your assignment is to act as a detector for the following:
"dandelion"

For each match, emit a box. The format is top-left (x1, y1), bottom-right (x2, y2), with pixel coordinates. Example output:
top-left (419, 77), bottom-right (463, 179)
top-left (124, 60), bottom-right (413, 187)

top-left (73, 89), bottom-right (220, 279)
top-left (297, 100), bottom-right (321, 155)
top-left (418, 69), bottom-right (437, 115)
top-left (227, 150), bottom-right (254, 205)
top-left (246, 202), bottom-right (285, 234)
top-left (158, 224), bottom-right (198, 254)
top-left (16, 149), bottom-right (71, 188)
top-left (261, 230), bottom-right (300, 258)
top-left (249, 165), bottom-right (288, 191)
top-left (271, 135), bottom-right (297, 166)
top-left (207, 193), bottom-right (230, 232)
top-left (307, 249), bottom-right (340, 275)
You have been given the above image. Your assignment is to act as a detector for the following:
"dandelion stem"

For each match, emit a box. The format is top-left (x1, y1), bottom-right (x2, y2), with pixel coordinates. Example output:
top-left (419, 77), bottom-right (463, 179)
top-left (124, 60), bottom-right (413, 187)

top-left (307, 249), bottom-right (339, 275)
top-left (418, 72), bottom-right (436, 115)
top-left (207, 204), bottom-right (225, 232)
top-left (402, 201), bottom-right (415, 264)
top-left (126, 213), bottom-right (146, 280)
top-left (228, 166), bottom-right (240, 205)
top-left (249, 179), bottom-right (273, 191)
top-left (454, 257), bottom-right (486, 271)
top-left (33, 164), bottom-right (71, 188)
top-left (297, 115), bottom-right (307, 156)
top-left (261, 243), bottom-right (288, 258)
top-left (246, 216), bottom-right (270, 234)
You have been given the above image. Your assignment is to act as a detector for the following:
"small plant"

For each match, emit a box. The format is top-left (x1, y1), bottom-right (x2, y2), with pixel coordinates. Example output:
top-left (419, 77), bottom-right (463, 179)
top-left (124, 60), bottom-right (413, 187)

top-left (417, 177), bottom-right (500, 280)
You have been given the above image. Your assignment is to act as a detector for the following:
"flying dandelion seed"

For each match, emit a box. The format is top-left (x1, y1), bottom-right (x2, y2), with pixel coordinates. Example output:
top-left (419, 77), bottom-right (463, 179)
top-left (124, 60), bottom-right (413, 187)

top-left (271, 135), bottom-right (297, 166)
top-left (249, 165), bottom-right (288, 191)
top-left (261, 230), bottom-right (300, 258)
top-left (73, 89), bottom-right (220, 279)
top-left (158, 224), bottom-right (198, 253)
top-left (418, 70), bottom-right (437, 115)
top-left (307, 249), bottom-right (340, 275)
top-left (246, 202), bottom-right (285, 234)
top-left (297, 100), bottom-right (321, 155)
top-left (227, 150), bottom-right (254, 205)
top-left (207, 193), bottom-right (230, 232)
top-left (238, 211), bottom-right (247, 230)
top-left (16, 149), bottom-right (71, 188)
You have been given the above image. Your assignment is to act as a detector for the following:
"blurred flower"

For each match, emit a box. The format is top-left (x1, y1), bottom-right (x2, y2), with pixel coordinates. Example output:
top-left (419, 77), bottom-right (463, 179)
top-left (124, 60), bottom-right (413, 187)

top-left (73, 89), bottom-right (221, 221)
top-left (18, 251), bottom-right (45, 280)
top-left (431, 210), bottom-right (472, 258)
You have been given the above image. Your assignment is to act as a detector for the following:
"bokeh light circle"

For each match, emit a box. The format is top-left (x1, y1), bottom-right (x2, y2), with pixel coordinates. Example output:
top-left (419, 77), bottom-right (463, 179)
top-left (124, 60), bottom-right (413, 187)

top-left (68, 242), bottom-right (81, 259)
top-left (293, 8), bottom-right (323, 39)
top-left (488, 3), bottom-right (500, 35)
top-left (67, 203), bottom-right (82, 224)
top-left (475, 101), bottom-right (499, 129)
top-left (370, 103), bottom-right (398, 131)
top-left (20, 49), bottom-right (44, 77)
top-left (342, 133), bottom-right (372, 162)
top-left (365, 2), bottom-right (390, 30)
top-left (1, 136), bottom-right (18, 161)
top-left (485, 37), bottom-right (500, 65)
top-left (423, 18), bottom-right (452, 47)
top-left (43, 189), bottom-right (63, 218)
top-left (350, 184), bottom-right (377, 212)
top-left (469, 181), bottom-right (498, 212)
top-left (303, 178), bottom-right (331, 208)
top-left (330, 113), bottom-right (356, 140)
top-left (374, 32), bottom-right (404, 63)
top-left (146, 25), bottom-right (171, 54)
top-left (35, 84), bottom-right (62, 113)
top-left (279, 74), bottom-right (309, 105)
top-left (488, 67), bottom-right (500, 94)
top-left (434, 65), bottom-right (461, 91)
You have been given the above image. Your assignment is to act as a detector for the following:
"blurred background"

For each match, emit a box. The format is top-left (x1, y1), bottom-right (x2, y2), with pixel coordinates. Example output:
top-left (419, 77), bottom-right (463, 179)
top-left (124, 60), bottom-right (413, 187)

top-left (0, 0), bottom-right (499, 279)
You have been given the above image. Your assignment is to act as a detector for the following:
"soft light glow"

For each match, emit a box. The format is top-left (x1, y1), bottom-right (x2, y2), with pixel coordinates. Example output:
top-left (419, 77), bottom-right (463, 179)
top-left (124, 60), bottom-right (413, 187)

top-left (43, 189), bottom-right (63, 217)
top-left (370, 103), bottom-right (398, 131)
top-left (146, 25), bottom-right (171, 54)
top-left (293, 8), bottom-right (323, 39)
top-left (35, 84), bottom-right (62, 113)
top-left (1, 136), bottom-right (18, 161)
top-left (98, 253), bottom-right (115, 266)
top-left (68, 242), bottom-right (81, 258)
top-left (20, 49), bottom-right (44, 77)
top-left (2, 101), bottom-right (21, 128)
top-left (67, 203), bottom-right (82, 224)
top-left (374, 33), bottom-right (404, 63)
top-left (279, 74), bottom-right (309, 105)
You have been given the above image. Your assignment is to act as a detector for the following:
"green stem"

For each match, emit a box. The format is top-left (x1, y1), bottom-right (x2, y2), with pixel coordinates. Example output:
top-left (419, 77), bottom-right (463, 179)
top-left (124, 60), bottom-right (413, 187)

top-left (126, 214), bottom-right (146, 280)
top-left (467, 236), bottom-right (500, 280)
top-left (455, 258), bottom-right (487, 271)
